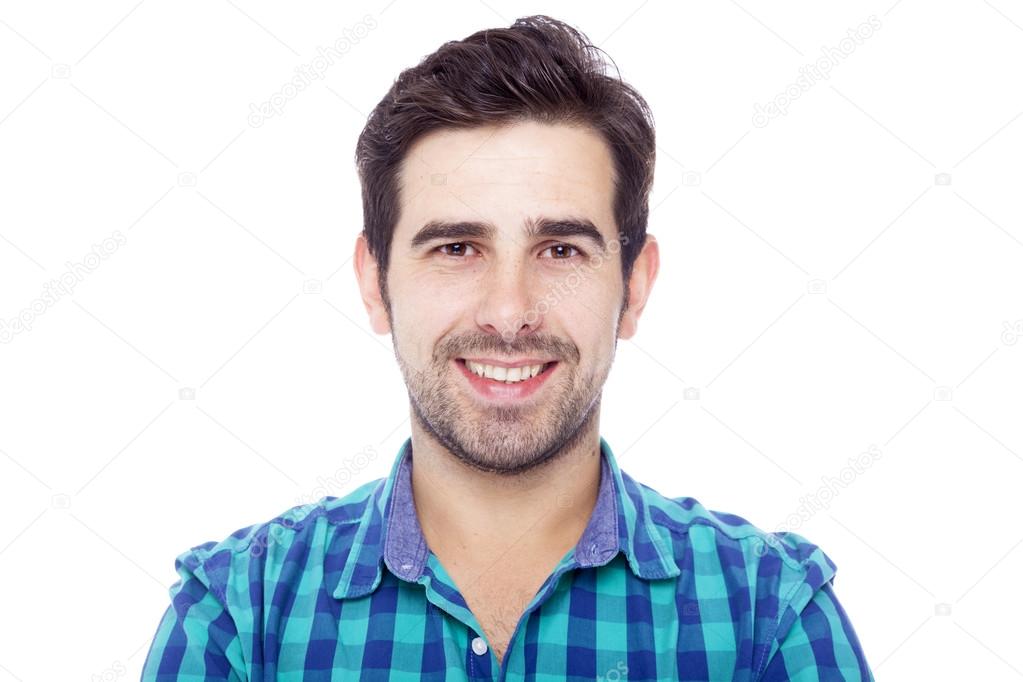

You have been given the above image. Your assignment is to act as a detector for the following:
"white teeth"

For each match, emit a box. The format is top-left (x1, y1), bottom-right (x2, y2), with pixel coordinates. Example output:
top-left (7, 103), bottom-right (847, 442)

top-left (465, 360), bottom-right (547, 383)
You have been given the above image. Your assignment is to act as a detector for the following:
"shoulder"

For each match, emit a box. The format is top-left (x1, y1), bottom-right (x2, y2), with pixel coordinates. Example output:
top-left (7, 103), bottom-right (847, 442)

top-left (625, 469), bottom-right (836, 575)
top-left (624, 471), bottom-right (845, 670)
top-left (625, 471), bottom-right (838, 626)
top-left (168, 477), bottom-right (386, 603)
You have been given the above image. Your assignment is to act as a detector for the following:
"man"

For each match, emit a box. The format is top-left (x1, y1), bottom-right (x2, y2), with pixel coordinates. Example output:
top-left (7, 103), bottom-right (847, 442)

top-left (142, 15), bottom-right (874, 680)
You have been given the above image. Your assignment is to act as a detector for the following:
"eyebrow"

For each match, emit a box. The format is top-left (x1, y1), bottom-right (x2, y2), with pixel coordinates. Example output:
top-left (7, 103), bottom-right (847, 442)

top-left (409, 217), bottom-right (609, 254)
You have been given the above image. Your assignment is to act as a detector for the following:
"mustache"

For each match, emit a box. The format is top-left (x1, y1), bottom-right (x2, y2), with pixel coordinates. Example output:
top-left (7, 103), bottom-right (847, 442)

top-left (437, 334), bottom-right (578, 364)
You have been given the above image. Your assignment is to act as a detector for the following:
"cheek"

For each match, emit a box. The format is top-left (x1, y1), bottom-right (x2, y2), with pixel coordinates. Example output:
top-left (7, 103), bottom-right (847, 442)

top-left (551, 270), bottom-right (621, 328)
top-left (392, 260), bottom-right (474, 308)
top-left (398, 273), bottom-right (480, 330)
top-left (408, 259), bottom-right (488, 295)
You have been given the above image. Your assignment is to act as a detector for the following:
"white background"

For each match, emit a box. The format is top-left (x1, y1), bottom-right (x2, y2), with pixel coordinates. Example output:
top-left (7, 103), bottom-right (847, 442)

top-left (1, 1), bottom-right (1022, 679)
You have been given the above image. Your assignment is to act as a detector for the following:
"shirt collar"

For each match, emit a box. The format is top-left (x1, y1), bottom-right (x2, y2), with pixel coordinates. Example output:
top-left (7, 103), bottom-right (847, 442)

top-left (332, 435), bottom-right (680, 600)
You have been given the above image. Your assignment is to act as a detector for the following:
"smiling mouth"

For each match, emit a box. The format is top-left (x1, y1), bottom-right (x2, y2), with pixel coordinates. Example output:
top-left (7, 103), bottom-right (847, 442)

top-left (456, 358), bottom-right (558, 384)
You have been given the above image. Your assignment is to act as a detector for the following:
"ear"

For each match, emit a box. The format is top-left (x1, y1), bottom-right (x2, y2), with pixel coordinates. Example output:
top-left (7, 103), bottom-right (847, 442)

top-left (353, 233), bottom-right (392, 335)
top-left (617, 234), bottom-right (660, 340)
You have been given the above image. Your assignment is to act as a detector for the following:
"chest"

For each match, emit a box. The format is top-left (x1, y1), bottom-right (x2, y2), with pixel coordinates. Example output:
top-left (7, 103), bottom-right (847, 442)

top-left (463, 587), bottom-right (536, 663)
top-left (448, 567), bottom-right (552, 663)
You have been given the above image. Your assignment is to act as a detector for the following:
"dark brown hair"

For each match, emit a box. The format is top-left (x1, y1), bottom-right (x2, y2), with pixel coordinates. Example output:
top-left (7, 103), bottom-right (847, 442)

top-left (355, 14), bottom-right (655, 312)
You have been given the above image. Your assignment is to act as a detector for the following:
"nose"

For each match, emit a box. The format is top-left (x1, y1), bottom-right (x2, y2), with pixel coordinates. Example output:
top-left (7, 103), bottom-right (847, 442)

top-left (473, 256), bottom-right (542, 342)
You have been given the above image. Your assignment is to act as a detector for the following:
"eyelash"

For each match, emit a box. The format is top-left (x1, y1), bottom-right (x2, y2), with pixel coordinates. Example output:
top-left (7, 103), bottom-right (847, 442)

top-left (435, 242), bottom-right (584, 261)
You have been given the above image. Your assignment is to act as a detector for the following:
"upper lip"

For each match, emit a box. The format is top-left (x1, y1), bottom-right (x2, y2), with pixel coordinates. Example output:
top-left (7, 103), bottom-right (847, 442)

top-left (458, 357), bottom-right (557, 368)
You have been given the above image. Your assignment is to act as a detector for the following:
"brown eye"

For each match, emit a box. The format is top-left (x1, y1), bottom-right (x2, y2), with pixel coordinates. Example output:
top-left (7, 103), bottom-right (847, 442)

top-left (542, 244), bottom-right (582, 260)
top-left (437, 243), bottom-right (478, 257)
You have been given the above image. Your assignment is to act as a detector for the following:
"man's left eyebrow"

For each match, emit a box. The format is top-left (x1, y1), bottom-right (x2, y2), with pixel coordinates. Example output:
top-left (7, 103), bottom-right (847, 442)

top-left (525, 218), bottom-right (609, 254)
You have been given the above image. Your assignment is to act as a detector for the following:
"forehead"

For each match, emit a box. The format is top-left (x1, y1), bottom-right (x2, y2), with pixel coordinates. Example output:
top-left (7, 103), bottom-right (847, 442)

top-left (395, 121), bottom-right (616, 241)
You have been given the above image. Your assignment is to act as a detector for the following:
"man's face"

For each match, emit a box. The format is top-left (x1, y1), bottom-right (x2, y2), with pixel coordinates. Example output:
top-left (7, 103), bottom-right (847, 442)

top-left (357, 120), bottom-right (654, 475)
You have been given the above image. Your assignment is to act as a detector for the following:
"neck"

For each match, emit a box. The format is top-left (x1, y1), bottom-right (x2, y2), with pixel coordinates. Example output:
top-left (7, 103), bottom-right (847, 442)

top-left (408, 411), bottom-right (604, 568)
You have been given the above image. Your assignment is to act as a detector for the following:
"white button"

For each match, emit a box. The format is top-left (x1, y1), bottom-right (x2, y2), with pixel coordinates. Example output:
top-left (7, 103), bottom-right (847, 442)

top-left (471, 636), bottom-right (488, 656)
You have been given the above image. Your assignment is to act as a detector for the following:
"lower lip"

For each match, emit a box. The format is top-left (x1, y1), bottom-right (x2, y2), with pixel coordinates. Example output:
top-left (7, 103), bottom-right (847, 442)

top-left (455, 359), bottom-right (558, 402)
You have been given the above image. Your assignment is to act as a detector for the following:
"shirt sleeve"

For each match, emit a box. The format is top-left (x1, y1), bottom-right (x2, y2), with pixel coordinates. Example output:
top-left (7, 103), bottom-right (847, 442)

top-left (757, 580), bottom-right (874, 681)
top-left (140, 546), bottom-right (248, 681)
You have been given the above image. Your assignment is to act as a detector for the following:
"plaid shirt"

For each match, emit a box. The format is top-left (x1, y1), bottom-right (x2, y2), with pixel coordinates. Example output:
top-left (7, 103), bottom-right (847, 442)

top-left (141, 436), bottom-right (874, 680)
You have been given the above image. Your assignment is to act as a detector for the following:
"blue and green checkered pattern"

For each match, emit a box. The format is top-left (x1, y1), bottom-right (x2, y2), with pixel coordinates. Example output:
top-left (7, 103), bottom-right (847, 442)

top-left (141, 436), bottom-right (874, 680)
